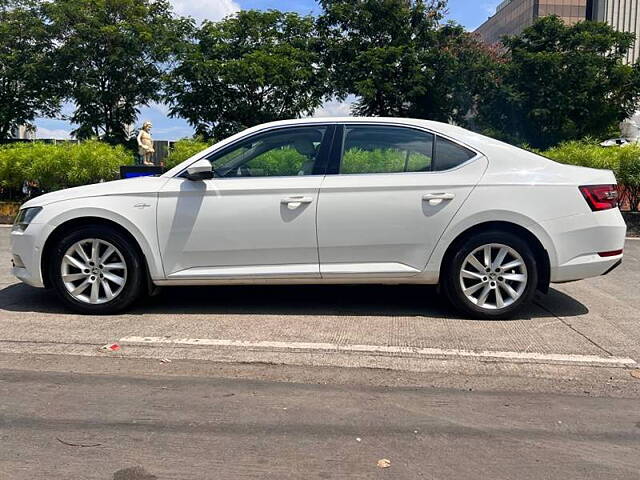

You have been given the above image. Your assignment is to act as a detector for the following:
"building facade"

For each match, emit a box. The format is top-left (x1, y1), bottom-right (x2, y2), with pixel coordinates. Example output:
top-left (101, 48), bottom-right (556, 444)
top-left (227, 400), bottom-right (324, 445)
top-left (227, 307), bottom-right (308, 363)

top-left (591, 0), bottom-right (640, 63)
top-left (475, 0), bottom-right (640, 64)
top-left (10, 125), bottom-right (36, 140)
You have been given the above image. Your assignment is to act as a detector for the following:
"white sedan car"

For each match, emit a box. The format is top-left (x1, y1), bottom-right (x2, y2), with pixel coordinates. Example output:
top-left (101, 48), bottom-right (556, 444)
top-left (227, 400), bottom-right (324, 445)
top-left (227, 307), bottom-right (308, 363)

top-left (11, 118), bottom-right (626, 319)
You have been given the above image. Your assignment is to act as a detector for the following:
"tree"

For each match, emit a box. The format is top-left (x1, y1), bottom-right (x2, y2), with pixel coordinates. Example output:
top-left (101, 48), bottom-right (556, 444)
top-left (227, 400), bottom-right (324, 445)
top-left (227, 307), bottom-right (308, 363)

top-left (317, 0), bottom-right (443, 117)
top-left (476, 16), bottom-right (640, 149)
top-left (0, 0), bottom-right (61, 139)
top-left (407, 23), bottom-right (502, 124)
top-left (164, 10), bottom-right (329, 139)
top-left (43, 0), bottom-right (188, 144)
top-left (317, 0), bottom-right (495, 123)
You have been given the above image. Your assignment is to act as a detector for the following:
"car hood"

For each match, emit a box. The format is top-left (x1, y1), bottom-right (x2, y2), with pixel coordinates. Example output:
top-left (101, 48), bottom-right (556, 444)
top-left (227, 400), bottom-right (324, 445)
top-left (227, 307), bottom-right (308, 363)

top-left (21, 176), bottom-right (169, 208)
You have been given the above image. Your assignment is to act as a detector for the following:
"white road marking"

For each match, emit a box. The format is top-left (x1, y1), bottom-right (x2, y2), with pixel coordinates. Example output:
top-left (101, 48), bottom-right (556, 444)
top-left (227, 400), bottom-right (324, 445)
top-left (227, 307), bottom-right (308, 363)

top-left (119, 336), bottom-right (637, 367)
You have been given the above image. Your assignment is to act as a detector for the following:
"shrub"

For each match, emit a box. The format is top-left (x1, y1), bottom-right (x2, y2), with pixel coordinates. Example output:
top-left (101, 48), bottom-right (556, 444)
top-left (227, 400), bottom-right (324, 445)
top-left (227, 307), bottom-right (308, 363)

top-left (246, 148), bottom-right (307, 176)
top-left (542, 140), bottom-right (632, 176)
top-left (165, 138), bottom-right (212, 169)
top-left (619, 154), bottom-right (640, 211)
top-left (542, 140), bottom-right (640, 211)
top-left (342, 148), bottom-right (430, 174)
top-left (0, 141), bottom-right (134, 198)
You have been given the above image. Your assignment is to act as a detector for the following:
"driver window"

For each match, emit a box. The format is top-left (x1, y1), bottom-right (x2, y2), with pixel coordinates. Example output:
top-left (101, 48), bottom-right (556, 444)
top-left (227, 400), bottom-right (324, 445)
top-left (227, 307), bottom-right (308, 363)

top-left (208, 126), bottom-right (328, 178)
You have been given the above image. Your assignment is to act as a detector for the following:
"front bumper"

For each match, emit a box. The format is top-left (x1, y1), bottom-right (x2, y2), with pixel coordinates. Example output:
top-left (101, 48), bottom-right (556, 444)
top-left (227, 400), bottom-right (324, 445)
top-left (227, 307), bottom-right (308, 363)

top-left (10, 223), bottom-right (49, 288)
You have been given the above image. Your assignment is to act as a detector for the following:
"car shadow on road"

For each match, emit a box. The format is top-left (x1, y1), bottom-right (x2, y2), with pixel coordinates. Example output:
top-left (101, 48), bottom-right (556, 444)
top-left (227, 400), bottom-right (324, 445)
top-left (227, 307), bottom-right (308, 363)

top-left (0, 282), bottom-right (589, 320)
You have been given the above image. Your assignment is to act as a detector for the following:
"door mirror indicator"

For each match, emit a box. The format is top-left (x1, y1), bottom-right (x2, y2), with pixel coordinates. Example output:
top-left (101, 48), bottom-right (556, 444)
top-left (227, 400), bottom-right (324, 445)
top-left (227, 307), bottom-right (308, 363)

top-left (185, 159), bottom-right (214, 180)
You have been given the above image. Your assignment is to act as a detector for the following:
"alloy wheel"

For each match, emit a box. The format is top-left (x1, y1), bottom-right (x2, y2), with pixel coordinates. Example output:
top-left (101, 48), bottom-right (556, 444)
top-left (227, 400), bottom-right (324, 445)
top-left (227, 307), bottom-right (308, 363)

top-left (60, 238), bottom-right (127, 304)
top-left (459, 243), bottom-right (528, 310)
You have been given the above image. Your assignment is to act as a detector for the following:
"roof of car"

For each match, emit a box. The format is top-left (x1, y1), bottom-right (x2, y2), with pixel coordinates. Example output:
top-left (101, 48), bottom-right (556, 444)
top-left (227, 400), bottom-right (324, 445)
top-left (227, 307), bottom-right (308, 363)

top-left (259, 116), bottom-right (463, 135)
top-left (259, 117), bottom-right (496, 147)
top-left (268, 117), bottom-right (510, 154)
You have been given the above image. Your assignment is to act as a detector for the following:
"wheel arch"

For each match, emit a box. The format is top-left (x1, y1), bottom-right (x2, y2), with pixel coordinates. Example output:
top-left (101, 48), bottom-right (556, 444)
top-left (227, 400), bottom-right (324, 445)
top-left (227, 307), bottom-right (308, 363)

top-left (41, 216), bottom-right (154, 289)
top-left (438, 221), bottom-right (551, 293)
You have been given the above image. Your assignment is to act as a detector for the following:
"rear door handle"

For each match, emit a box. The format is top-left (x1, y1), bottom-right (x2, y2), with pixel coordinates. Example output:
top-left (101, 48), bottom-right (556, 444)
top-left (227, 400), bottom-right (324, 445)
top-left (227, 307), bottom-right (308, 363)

top-left (422, 193), bottom-right (455, 205)
top-left (281, 196), bottom-right (313, 209)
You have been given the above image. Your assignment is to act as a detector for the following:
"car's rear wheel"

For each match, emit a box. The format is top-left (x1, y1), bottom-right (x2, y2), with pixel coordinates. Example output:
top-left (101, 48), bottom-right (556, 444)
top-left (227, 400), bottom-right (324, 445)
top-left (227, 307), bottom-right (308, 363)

top-left (49, 225), bottom-right (145, 314)
top-left (442, 231), bottom-right (538, 319)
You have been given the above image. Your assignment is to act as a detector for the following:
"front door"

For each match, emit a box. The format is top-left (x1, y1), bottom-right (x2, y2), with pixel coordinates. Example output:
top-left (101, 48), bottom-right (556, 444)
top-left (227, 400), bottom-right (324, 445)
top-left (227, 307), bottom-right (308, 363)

top-left (317, 124), bottom-right (488, 278)
top-left (157, 124), bottom-right (333, 281)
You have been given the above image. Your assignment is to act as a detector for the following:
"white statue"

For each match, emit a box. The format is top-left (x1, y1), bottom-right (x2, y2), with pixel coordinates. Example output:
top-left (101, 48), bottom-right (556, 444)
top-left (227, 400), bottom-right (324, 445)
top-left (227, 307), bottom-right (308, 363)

top-left (620, 112), bottom-right (640, 143)
top-left (137, 121), bottom-right (155, 165)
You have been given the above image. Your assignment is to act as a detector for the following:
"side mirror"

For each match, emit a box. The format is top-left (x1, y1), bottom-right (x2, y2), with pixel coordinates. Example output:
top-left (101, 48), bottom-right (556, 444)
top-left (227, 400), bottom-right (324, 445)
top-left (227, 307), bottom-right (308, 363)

top-left (185, 159), bottom-right (214, 180)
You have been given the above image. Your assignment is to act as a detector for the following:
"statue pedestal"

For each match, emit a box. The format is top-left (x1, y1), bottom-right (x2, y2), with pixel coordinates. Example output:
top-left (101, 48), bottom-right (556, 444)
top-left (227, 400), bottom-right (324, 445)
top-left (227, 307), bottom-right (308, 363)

top-left (120, 165), bottom-right (164, 179)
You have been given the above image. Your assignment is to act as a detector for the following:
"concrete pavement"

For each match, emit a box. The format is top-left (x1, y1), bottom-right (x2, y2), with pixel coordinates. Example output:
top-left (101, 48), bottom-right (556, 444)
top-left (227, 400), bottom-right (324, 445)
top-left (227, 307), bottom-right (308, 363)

top-left (0, 228), bottom-right (638, 372)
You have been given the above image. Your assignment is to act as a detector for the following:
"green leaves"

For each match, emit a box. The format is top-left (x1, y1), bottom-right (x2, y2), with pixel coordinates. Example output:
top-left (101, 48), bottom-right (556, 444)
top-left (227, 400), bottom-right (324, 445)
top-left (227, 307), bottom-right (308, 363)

top-left (543, 141), bottom-right (640, 211)
top-left (318, 0), bottom-right (495, 124)
top-left (43, 0), bottom-right (188, 144)
top-left (3, 1), bottom-right (640, 156)
top-left (0, 141), bottom-right (133, 193)
top-left (0, 0), bottom-right (62, 139)
top-left (164, 10), bottom-right (328, 139)
top-left (165, 138), bottom-right (212, 168)
top-left (477, 16), bottom-right (640, 149)
top-left (619, 151), bottom-right (640, 210)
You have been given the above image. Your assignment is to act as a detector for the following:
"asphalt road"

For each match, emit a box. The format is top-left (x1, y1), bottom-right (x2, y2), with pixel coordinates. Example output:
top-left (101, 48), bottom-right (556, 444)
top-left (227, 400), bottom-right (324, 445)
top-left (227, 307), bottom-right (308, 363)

top-left (3, 366), bottom-right (640, 479)
top-left (1, 228), bottom-right (640, 478)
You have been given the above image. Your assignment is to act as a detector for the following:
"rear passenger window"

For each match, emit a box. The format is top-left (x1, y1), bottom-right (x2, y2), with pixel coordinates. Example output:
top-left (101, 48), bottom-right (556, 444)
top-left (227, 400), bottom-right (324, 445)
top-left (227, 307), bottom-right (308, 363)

top-left (434, 137), bottom-right (476, 171)
top-left (339, 126), bottom-right (434, 175)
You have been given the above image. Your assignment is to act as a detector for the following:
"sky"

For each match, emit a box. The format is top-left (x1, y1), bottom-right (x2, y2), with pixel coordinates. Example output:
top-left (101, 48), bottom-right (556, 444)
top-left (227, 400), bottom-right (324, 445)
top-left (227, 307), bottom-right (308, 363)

top-left (35, 0), bottom-right (500, 140)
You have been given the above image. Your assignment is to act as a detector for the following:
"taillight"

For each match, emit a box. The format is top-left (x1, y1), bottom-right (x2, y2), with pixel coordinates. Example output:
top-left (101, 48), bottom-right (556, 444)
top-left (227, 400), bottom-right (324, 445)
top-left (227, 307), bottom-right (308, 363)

top-left (579, 185), bottom-right (618, 211)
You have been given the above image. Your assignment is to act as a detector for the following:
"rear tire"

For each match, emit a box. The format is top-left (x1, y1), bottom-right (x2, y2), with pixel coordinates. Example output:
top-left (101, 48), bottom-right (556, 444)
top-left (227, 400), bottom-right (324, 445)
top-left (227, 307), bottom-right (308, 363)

top-left (49, 225), bottom-right (145, 314)
top-left (442, 230), bottom-right (538, 320)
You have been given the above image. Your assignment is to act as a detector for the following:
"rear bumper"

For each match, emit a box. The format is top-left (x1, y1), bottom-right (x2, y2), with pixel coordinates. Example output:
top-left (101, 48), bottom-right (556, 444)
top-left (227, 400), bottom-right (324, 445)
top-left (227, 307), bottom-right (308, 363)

top-left (551, 253), bottom-right (623, 283)
top-left (544, 209), bottom-right (626, 283)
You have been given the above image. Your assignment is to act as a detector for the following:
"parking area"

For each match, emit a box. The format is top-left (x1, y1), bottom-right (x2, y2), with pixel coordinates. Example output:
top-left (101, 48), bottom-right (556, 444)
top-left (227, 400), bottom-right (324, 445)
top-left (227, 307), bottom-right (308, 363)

top-left (0, 226), bottom-right (639, 372)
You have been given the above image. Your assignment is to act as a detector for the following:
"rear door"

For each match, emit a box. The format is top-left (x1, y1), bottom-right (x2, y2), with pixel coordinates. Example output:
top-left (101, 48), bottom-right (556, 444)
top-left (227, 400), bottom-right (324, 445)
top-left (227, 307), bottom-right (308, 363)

top-left (316, 123), bottom-right (488, 278)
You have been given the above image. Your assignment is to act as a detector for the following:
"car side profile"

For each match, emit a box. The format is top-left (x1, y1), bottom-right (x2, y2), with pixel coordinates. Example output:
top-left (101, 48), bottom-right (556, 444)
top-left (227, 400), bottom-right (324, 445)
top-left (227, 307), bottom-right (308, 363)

top-left (11, 118), bottom-right (626, 319)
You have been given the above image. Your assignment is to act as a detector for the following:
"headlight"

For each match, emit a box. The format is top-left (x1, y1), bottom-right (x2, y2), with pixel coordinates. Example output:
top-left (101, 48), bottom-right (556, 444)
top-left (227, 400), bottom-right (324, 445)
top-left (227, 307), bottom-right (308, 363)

top-left (13, 207), bottom-right (43, 232)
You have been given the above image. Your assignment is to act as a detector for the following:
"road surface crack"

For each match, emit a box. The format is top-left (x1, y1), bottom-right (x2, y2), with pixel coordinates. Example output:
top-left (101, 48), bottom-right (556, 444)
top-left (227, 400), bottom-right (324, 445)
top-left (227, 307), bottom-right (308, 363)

top-left (534, 301), bottom-right (614, 357)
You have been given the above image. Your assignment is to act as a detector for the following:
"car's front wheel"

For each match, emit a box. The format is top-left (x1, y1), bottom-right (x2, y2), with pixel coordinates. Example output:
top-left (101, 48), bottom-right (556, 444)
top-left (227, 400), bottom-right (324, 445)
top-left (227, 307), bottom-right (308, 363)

top-left (442, 231), bottom-right (538, 319)
top-left (49, 225), bottom-right (145, 314)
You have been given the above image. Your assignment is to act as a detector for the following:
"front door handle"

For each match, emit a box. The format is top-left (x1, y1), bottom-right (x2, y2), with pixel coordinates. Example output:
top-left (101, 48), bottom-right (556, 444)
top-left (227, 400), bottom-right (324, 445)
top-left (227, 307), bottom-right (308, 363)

top-left (422, 193), bottom-right (455, 206)
top-left (281, 196), bottom-right (313, 209)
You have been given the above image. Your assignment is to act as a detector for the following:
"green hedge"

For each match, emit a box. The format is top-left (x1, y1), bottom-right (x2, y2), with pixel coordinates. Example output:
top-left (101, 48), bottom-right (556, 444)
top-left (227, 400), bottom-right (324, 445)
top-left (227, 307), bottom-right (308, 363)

top-left (0, 141), bottom-right (134, 196)
top-left (543, 141), bottom-right (640, 211)
top-left (165, 138), bottom-right (212, 169)
top-left (542, 140), bottom-right (640, 176)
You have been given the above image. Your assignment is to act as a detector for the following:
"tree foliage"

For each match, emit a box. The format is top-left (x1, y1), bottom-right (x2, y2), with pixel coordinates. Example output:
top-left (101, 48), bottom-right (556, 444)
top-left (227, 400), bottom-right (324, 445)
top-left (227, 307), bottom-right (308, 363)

top-left (0, 0), bottom-right (61, 139)
top-left (316, 0), bottom-right (496, 124)
top-left (477, 16), bottom-right (640, 149)
top-left (43, 0), bottom-right (189, 144)
top-left (2, 1), bottom-right (640, 153)
top-left (164, 10), bottom-right (329, 139)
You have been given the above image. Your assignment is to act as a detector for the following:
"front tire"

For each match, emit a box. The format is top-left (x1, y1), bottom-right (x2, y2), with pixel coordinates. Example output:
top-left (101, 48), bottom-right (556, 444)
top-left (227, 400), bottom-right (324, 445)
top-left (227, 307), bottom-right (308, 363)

top-left (442, 231), bottom-right (538, 320)
top-left (49, 225), bottom-right (145, 314)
